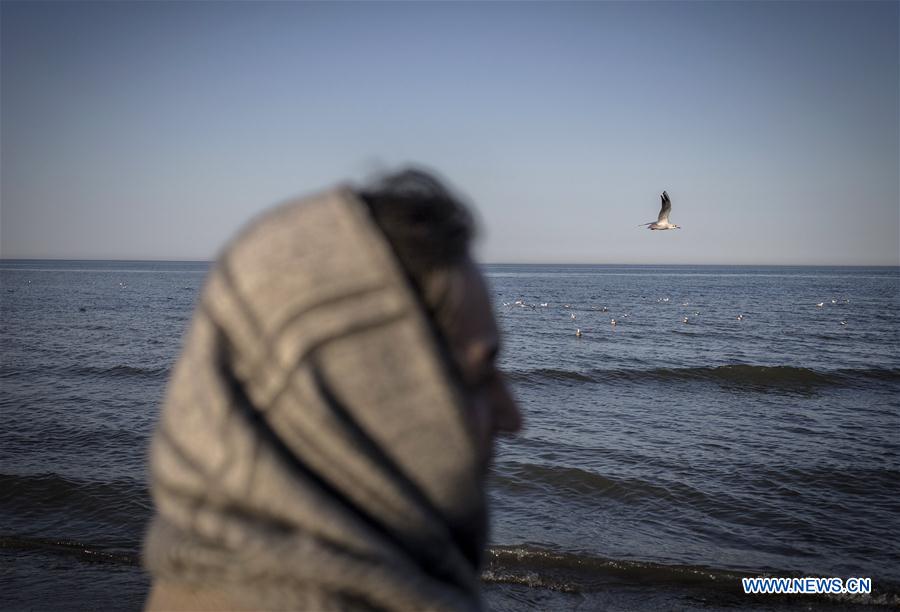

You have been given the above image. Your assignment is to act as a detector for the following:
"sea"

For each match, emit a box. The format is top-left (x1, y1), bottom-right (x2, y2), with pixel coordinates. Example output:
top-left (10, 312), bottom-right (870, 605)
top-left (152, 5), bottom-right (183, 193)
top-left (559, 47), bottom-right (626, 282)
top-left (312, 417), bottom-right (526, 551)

top-left (1, 260), bottom-right (898, 611)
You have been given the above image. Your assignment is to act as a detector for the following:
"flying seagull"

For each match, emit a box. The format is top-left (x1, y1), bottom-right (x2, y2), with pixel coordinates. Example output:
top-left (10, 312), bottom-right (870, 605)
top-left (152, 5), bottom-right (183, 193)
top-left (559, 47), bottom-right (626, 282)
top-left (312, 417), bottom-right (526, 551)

top-left (640, 191), bottom-right (680, 230)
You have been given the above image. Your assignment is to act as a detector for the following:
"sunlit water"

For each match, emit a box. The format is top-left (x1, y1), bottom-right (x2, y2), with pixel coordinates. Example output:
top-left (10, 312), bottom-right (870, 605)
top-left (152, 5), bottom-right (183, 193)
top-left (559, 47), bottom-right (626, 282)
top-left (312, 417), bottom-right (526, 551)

top-left (2, 261), bottom-right (898, 609)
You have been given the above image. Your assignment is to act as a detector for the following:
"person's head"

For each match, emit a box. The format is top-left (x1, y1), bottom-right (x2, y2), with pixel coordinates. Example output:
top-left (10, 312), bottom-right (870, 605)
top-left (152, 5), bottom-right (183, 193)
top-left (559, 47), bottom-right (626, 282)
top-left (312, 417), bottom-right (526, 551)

top-left (146, 171), bottom-right (516, 611)
top-left (358, 169), bottom-right (522, 469)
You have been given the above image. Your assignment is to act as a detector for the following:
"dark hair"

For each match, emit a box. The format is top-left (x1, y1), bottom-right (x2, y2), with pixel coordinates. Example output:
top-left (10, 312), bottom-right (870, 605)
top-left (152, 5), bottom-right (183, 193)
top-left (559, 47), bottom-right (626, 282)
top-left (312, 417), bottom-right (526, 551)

top-left (356, 168), bottom-right (475, 292)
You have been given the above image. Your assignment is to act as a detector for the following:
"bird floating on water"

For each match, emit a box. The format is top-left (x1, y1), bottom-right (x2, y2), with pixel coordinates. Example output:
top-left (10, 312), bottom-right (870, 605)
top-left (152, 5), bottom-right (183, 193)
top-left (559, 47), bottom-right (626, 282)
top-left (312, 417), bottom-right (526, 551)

top-left (575, 328), bottom-right (583, 337)
top-left (640, 191), bottom-right (680, 230)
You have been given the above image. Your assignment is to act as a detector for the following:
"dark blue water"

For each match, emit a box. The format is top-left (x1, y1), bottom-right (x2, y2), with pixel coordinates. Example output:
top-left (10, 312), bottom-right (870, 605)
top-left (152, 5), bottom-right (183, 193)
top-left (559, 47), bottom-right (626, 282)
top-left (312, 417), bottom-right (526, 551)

top-left (2, 261), bottom-right (898, 610)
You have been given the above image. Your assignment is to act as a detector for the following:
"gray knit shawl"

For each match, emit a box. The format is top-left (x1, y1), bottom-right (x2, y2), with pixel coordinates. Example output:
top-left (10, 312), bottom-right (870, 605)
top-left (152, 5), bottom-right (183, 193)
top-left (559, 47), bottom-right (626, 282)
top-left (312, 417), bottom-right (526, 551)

top-left (143, 187), bottom-right (486, 611)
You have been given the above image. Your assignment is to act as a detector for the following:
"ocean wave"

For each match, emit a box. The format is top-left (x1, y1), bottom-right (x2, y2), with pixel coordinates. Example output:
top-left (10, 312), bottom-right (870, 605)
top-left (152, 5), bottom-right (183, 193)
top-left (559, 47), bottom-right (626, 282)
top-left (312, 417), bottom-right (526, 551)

top-left (483, 545), bottom-right (900, 604)
top-left (484, 545), bottom-right (743, 590)
top-left (505, 365), bottom-right (900, 389)
top-left (0, 363), bottom-right (170, 380)
top-left (505, 368), bottom-right (595, 384)
top-left (71, 364), bottom-right (170, 379)
top-left (0, 535), bottom-right (140, 566)
top-left (492, 460), bottom-right (900, 536)
top-left (0, 472), bottom-right (150, 510)
top-left (0, 473), bottom-right (151, 544)
top-left (491, 464), bottom-right (709, 509)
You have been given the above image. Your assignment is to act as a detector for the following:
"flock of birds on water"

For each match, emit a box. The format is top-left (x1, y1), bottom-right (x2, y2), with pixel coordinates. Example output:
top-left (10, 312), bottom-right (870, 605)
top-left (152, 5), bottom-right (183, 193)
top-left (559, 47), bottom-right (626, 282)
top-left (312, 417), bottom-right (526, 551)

top-left (499, 191), bottom-right (851, 337)
top-left (499, 296), bottom-right (852, 338)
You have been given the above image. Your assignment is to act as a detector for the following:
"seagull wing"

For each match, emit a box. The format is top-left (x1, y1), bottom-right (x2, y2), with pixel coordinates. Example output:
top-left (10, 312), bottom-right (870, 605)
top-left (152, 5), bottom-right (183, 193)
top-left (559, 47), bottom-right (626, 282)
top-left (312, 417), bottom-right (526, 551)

top-left (657, 191), bottom-right (671, 223)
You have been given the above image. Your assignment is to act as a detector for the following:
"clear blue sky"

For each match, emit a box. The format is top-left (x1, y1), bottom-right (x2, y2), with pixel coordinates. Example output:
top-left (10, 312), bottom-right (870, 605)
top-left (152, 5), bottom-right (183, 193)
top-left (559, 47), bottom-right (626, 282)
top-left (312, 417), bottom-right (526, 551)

top-left (2, 1), bottom-right (897, 265)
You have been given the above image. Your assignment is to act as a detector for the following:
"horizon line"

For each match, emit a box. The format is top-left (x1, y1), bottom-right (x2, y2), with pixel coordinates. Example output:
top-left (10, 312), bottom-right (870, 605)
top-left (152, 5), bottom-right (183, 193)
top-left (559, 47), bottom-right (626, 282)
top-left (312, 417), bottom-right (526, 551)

top-left (1, 257), bottom-right (898, 268)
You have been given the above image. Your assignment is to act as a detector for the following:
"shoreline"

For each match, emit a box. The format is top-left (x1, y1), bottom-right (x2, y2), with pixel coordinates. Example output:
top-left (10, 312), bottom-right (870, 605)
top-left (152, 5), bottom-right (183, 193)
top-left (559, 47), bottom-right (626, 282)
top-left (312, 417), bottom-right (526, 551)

top-left (3, 538), bottom-right (898, 611)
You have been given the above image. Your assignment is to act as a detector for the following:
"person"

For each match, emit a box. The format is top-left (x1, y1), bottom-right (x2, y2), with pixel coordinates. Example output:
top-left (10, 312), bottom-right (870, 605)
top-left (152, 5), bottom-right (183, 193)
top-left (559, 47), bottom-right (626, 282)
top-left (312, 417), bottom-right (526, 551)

top-left (143, 168), bottom-right (522, 611)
